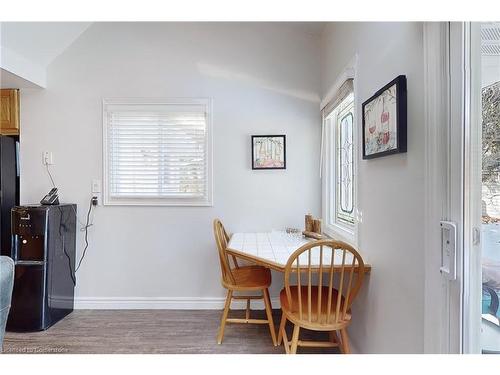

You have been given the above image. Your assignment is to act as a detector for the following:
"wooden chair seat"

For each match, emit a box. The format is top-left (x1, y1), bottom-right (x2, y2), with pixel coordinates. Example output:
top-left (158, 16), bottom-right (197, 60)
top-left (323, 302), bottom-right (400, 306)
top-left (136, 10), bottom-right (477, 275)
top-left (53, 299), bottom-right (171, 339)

top-left (280, 286), bottom-right (351, 330)
top-left (223, 265), bottom-right (272, 291)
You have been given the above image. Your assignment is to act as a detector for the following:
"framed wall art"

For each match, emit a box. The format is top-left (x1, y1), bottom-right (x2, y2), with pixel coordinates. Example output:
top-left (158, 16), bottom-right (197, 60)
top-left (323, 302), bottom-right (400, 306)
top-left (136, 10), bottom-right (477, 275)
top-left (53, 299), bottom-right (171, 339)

top-left (362, 75), bottom-right (407, 159)
top-left (251, 135), bottom-right (286, 170)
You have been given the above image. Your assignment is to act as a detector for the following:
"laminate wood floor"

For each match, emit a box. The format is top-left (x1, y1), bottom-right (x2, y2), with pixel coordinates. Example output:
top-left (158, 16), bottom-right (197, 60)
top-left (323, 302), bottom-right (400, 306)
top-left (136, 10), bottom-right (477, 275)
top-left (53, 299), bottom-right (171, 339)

top-left (3, 309), bottom-right (339, 354)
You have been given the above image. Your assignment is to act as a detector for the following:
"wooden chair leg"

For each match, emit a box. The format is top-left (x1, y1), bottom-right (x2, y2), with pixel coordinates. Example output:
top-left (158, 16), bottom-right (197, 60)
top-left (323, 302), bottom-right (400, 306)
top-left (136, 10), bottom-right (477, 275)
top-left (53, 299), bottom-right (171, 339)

top-left (290, 324), bottom-right (300, 354)
top-left (277, 311), bottom-right (286, 345)
top-left (340, 328), bottom-right (351, 354)
top-left (329, 331), bottom-right (339, 344)
top-left (245, 298), bottom-right (250, 321)
top-left (263, 288), bottom-right (277, 346)
top-left (330, 330), bottom-right (342, 353)
top-left (217, 290), bottom-right (233, 344)
top-left (281, 324), bottom-right (290, 354)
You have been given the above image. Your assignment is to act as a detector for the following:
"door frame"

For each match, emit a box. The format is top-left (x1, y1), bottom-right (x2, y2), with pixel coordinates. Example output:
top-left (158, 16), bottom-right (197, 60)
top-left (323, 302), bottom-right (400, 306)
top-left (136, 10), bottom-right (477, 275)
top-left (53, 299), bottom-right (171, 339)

top-left (424, 21), bottom-right (483, 354)
top-left (423, 21), bottom-right (464, 354)
top-left (462, 21), bottom-right (483, 355)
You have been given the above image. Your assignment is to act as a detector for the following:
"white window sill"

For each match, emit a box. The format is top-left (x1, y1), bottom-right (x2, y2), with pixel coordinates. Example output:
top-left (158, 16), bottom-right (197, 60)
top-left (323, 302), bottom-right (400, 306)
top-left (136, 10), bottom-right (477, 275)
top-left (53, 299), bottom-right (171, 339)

top-left (323, 223), bottom-right (357, 247)
top-left (103, 196), bottom-right (213, 207)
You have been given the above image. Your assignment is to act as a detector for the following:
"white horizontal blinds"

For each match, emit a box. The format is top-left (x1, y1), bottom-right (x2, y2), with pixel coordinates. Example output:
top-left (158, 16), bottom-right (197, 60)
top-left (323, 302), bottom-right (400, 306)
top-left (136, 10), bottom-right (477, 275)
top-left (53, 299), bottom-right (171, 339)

top-left (320, 79), bottom-right (354, 177)
top-left (107, 104), bottom-right (207, 199)
top-left (322, 79), bottom-right (354, 116)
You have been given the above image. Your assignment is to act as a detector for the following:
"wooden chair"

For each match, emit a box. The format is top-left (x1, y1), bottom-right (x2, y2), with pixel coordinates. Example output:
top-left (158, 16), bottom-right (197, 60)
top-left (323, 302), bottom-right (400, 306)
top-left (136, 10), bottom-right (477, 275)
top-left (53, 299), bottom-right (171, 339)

top-left (213, 219), bottom-right (277, 346)
top-left (277, 239), bottom-right (365, 354)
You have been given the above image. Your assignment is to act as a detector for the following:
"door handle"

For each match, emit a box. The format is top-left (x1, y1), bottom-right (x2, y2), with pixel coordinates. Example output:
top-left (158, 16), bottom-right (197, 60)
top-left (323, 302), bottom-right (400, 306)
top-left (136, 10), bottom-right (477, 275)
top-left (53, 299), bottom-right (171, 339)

top-left (440, 221), bottom-right (457, 281)
top-left (472, 227), bottom-right (481, 246)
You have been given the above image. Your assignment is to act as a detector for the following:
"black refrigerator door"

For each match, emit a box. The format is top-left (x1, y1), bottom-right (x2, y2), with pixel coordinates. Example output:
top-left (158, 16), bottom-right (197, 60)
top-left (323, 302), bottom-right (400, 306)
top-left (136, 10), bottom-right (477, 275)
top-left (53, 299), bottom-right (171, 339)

top-left (0, 136), bottom-right (17, 257)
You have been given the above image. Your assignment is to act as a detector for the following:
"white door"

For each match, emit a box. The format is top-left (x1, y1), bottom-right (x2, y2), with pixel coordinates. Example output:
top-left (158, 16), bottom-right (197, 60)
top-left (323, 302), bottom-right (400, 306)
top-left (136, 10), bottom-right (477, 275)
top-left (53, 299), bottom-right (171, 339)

top-left (426, 21), bottom-right (500, 354)
top-left (423, 22), bottom-right (464, 354)
top-left (463, 22), bottom-right (500, 354)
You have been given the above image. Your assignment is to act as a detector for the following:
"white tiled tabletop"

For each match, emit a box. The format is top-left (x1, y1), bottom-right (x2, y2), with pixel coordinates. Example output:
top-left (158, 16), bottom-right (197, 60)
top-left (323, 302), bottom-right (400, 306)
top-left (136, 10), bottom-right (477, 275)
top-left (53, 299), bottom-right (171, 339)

top-left (227, 231), bottom-right (356, 270)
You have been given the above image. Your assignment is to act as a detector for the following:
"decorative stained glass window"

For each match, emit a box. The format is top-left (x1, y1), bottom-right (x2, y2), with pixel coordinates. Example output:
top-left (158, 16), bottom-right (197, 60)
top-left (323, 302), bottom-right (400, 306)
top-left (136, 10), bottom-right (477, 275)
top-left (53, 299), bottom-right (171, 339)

top-left (337, 112), bottom-right (354, 223)
top-left (325, 92), bottom-right (355, 228)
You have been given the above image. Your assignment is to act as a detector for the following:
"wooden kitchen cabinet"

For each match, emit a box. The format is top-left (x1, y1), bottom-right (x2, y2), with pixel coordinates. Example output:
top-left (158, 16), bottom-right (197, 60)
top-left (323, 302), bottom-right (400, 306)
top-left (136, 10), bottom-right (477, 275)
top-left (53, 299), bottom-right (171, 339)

top-left (0, 89), bottom-right (20, 135)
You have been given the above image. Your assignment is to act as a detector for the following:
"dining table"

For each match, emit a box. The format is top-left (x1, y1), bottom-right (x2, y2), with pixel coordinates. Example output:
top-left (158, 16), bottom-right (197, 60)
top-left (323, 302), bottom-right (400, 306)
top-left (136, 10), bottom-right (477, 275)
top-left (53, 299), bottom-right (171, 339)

top-left (226, 231), bottom-right (371, 273)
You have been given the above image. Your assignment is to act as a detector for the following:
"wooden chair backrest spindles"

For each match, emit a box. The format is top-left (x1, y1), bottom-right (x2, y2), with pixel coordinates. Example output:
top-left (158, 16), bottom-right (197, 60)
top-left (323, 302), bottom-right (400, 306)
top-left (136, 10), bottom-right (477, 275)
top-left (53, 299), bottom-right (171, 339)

top-left (213, 219), bottom-right (238, 285)
top-left (283, 239), bottom-right (365, 326)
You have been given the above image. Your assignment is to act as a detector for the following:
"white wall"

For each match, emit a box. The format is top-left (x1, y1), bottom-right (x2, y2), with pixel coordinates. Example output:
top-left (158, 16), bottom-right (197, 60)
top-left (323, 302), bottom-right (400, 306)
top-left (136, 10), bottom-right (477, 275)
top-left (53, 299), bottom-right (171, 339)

top-left (321, 22), bottom-right (425, 353)
top-left (19, 23), bottom-right (322, 307)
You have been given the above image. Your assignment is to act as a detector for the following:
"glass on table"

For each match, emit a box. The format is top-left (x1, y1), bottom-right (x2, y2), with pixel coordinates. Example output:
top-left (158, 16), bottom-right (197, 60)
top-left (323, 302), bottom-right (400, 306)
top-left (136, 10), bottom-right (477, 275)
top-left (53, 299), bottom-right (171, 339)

top-left (285, 227), bottom-right (303, 244)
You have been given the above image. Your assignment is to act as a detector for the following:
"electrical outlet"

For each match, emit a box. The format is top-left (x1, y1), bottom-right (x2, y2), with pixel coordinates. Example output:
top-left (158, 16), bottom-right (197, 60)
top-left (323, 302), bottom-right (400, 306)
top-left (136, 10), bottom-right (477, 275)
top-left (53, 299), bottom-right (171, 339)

top-left (42, 151), bottom-right (54, 165)
top-left (91, 180), bottom-right (102, 206)
top-left (91, 193), bottom-right (101, 206)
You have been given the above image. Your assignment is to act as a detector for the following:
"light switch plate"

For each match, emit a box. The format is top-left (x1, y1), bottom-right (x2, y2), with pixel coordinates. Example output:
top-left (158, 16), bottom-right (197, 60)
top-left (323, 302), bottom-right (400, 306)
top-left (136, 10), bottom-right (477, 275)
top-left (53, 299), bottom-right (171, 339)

top-left (91, 179), bottom-right (102, 193)
top-left (356, 209), bottom-right (363, 223)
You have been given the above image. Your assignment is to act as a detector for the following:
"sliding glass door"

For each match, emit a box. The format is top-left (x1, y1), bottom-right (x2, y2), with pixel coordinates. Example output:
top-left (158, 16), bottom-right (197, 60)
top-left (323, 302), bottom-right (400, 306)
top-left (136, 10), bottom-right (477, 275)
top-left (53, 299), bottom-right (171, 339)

top-left (463, 22), bottom-right (500, 354)
top-left (476, 22), bottom-right (500, 354)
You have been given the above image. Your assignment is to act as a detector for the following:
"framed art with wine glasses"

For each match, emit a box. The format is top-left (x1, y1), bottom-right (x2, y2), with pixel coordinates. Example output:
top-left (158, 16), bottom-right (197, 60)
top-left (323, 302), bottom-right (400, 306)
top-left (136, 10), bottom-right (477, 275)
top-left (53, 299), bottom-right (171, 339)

top-left (362, 75), bottom-right (407, 159)
top-left (251, 135), bottom-right (286, 170)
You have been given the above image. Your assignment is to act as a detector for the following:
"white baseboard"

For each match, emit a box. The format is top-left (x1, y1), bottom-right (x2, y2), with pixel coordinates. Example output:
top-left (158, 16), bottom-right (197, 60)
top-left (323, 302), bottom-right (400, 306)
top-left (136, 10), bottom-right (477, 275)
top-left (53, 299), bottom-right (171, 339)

top-left (74, 296), bottom-right (281, 310)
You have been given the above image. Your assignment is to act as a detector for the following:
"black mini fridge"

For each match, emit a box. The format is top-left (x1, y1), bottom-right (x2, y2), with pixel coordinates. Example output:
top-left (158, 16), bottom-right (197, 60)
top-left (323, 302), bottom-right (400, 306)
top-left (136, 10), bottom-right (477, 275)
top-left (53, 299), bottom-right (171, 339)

top-left (7, 204), bottom-right (76, 331)
top-left (0, 135), bottom-right (19, 257)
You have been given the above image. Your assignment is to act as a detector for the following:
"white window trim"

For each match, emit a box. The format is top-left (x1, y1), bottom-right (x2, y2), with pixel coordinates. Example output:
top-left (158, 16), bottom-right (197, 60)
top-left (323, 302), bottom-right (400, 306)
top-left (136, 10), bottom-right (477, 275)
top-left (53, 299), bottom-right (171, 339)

top-left (321, 55), bottom-right (359, 247)
top-left (102, 97), bottom-right (213, 207)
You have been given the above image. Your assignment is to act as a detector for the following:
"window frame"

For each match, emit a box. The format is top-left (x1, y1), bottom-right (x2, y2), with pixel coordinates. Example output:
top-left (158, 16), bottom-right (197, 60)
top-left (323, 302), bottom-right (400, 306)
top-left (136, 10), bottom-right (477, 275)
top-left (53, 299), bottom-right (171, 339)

top-left (321, 66), bottom-right (359, 246)
top-left (336, 107), bottom-right (355, 224)
top-left (102, 97), bottom-right (213, 207)
top-left (323, 94), bottom-right (356, 243)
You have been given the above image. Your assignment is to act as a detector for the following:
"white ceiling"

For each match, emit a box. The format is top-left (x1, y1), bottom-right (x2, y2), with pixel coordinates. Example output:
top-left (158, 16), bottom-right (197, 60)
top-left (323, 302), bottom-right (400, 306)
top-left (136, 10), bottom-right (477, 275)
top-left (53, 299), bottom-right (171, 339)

top-left (0, 22), bottom-right (325, 69)
top-left (0, 22), bottom-right (91, 68)
top-left (0, 22), bottom-right (326, 88)
top-left (288, 22), bottom-right (327, 37)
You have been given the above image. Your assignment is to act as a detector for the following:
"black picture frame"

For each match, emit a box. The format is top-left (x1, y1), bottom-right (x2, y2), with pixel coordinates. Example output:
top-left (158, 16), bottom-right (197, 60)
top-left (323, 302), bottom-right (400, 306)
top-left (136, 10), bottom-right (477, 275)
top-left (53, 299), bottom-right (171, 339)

top-left (362, 75), bottom-right (407, 159)
top-left (251, 135), bottom-right (286, 170)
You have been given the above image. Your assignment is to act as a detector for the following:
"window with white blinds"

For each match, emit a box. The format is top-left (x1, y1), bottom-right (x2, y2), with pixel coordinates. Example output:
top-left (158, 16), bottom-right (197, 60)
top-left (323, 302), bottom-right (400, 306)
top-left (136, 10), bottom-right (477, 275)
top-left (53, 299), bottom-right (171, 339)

top-left (103, 98), bottom-right (212, 206)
